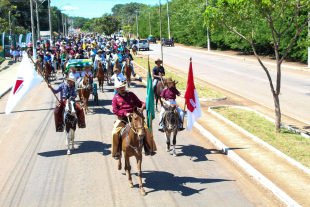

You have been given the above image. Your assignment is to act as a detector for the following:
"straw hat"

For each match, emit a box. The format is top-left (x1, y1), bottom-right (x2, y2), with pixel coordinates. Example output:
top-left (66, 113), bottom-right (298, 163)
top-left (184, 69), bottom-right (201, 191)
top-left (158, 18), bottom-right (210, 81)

top-left (104, 47), bottom-right (110, 52)
top-left (65, 77), bottom-right (76, 83)
top-left (71, 67), bottom-right (77, 71)
top-left (98, 49), bottom-right (103, 53)
top-left (155, 58), bottom-right (162, 64)
top-left (166, 78), bottom-right (175, 83)
top-left (114, 82), bottom-right (126, 90)
top-left (46, 52), bottom-right (50, 55)
top-left (113, 67), bottom-right (120, 72)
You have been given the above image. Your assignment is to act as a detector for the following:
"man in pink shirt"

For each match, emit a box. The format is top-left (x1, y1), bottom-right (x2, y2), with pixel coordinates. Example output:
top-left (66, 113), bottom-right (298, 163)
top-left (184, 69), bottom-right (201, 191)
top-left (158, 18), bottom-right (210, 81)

top-left (111, 83), bottom-right (157, 159)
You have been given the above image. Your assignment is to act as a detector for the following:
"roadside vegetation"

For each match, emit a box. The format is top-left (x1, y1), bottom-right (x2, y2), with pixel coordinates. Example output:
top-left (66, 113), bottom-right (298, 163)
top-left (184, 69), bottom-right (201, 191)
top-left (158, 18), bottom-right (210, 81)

top-left (214, 107), bottom-right (310, 168)
top-left (0, 57), bottom-right (4, 62)
top-left (133, 56), bottom-right (224, 99)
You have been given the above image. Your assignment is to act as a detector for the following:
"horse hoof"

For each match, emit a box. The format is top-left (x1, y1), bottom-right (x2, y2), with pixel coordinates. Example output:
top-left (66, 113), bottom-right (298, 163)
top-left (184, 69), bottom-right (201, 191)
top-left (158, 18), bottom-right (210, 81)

top-left (71, 147), bottom-right (75, 151)
top-left (167, 148), bottom-right (170, 152)
top-left (140, 189), bottom-right (146, 196)
top-left (67, 150), bottom-right (71, 155)
top-left (118, 166), bottom-right (122, 170)
top-left (129, 183), bottom-right (134, 188)
top-left (173, 153), bottom-right (177, 157)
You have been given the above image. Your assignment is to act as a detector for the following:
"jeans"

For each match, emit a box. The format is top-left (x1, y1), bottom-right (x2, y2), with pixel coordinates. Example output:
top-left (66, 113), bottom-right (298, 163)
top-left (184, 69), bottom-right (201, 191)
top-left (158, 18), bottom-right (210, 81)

top-left (61, 60), bottom-right (65, 68)
top-left (153, 79), bottom-right (159, 89)
top-left (159, 100), bottom-right (184, 129)
top-left (121, 62), bottom-right (135, 75)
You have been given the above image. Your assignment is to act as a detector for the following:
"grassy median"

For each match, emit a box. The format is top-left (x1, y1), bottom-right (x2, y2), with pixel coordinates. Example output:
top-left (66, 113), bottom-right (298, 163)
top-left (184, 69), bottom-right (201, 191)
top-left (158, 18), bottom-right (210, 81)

top-left (133, 56), bottom-right (224, 99)
top-left (214, 107), bottom-right (310, 168)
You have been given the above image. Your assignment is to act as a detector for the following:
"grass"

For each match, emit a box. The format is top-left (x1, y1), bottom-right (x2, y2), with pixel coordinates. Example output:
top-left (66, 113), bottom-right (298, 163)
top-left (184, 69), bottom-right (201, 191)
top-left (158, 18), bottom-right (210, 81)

top-left (214, 107), bottom-right (310, 169)
top-left (0, 57), bottom-right (4, 62)
top-left (133, 56), bottom-right (224, 99)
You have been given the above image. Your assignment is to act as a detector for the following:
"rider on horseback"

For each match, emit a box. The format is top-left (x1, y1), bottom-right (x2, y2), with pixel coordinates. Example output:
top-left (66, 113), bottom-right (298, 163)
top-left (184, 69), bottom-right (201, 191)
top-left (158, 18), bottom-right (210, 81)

top-left (48, 78), bottom-right (86, 132)
top-left (121, 50), bottom-right (136, 77)
top-left (111, 82), bottom-right (157, 159)
top-left (158, 78), bottom-right (185, 132)
top-left (81, 65), bottom-right (93, 84)
top-left (153, 58), bottom-right (165, 92)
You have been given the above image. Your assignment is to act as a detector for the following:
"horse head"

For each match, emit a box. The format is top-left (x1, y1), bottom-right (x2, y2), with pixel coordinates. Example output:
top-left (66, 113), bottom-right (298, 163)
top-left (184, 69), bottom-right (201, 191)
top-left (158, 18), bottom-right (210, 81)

top-left (97, 61), bottom-right (103, 69)
top-left (133, 106), bottom-right (146, 140)
top-left (164, 104), bottom-right (178, 131)
top-left (126, 58), bottom-right (131, 67)
top-left (83, 75), bottom-right (92, 90)
top-left (65, 97), bottom-right (76, 117)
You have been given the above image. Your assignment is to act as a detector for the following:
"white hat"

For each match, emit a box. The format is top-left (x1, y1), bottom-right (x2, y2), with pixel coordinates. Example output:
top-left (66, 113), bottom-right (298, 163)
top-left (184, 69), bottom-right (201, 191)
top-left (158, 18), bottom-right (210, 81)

top-left (114, 82), bottom-right (126, 90)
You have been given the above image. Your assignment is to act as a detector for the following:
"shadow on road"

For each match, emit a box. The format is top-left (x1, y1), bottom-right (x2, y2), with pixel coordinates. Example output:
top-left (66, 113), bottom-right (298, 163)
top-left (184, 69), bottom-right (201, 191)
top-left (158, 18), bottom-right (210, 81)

top-left (176, 144), bottom-right (222, 162)
top-left (141, 170), bottom-right (233, 196)
top-left (37, 141), bottom-right (111, 157)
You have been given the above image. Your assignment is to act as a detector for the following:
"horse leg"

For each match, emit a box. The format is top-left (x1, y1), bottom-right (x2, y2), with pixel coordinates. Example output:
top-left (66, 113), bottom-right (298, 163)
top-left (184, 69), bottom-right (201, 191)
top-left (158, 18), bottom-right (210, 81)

top-left (165, 131), bottom-right (171, 152)
top-left (65, 129), bottom-right (71, 155)
top-left (70, 129), bottom-right (75, 151)
top-left (125, 154), bottom-right (133, 188)
top-left (118, 155), bottom-right (122, 170)
top-left (155, 96), bottom-right (158, 111)
top-left (172, 129), bottom-right (178, 156)
top-left (136, 155), bottom-right (146, 196)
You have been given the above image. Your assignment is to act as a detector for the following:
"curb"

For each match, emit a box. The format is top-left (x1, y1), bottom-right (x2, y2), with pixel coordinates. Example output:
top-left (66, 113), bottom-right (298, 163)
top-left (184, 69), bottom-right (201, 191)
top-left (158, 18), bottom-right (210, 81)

top-left (0, 85), bottom-right (13, 99)
top-left (135, 73), bottom-right (147, 85)
top-left (193, 121), bottom-right (300, 207)
top-left (208, 105), bottom-right (310, 176)
top-left (134, 70), bottom-right (300, 206)
top-left (133, 60), bottom-right (227, 101)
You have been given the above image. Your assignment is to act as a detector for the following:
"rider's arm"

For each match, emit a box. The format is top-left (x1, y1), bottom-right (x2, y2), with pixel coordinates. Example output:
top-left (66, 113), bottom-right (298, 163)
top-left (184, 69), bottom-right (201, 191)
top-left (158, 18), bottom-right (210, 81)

top-left (112, 96), bottom-right (126, 117)
top-left (50, 83), bottom-right (63, 94)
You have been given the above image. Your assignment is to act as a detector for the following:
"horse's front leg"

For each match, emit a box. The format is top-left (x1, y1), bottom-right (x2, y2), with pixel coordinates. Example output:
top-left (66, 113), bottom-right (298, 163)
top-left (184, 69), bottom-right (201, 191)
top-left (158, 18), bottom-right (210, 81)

top-left (71, 129), bottom-right (75, 151)
top-left (155, 96), bottom-right (158, 112)
top-left (165, 130), bottom-right (171, 152)
top-left (65, 129), bottom-right (71, 155)
top-left (124, 154), bottom-right (133, 188)
top-left (172, 129), bottom-right (178, 156)
top-left (136, 154), bottom-right (146, 196)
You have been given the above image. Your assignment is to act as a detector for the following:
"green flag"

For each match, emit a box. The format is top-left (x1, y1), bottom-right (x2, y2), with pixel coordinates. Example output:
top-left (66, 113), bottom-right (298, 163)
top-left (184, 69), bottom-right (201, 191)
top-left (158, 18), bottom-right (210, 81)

top-left (146, 56), bottom-right (155, 131)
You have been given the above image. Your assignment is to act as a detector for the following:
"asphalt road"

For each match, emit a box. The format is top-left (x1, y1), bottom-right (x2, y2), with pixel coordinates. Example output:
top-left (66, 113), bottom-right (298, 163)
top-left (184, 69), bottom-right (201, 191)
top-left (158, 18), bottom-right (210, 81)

top-left (142, 44), bottom-right (310, 124)
top-left (0, 73), bottom-right (281, 206)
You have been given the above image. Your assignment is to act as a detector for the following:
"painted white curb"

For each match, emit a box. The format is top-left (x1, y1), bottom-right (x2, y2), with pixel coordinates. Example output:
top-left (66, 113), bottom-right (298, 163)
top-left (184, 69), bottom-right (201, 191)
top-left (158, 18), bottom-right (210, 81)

top-left (135, 74), bottom-right (147, 85)
top-left (209, 105), bottom-right (310, 176)
top-left (133, 60), bottom-right (227, 101)
top-left (0, 85), bottom-right (13, 99)
top-left (193, 121), bottom-right (301, 207)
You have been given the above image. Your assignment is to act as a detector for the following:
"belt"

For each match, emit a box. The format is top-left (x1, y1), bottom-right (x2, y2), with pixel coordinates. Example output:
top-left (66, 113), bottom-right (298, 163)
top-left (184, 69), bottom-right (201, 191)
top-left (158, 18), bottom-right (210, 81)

top-left (166, 99), bottom-right (175, 102)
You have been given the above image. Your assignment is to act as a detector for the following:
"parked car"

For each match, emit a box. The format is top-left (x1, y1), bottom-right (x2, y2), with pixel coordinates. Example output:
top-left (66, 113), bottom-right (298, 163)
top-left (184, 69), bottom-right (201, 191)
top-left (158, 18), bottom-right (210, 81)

top-left (162, 39), bottom-right (174, 46)
top-left (147, 36), bottom-right (156, 43)
top-left (137, 40), bottom-right (149, 51)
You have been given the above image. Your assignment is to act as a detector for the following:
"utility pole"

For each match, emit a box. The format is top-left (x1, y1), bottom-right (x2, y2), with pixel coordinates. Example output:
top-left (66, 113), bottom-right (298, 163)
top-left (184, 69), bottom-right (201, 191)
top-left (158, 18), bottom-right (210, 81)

top-left (206, 0), bottom-right (210, 51)
top-left (159, 0), bottom-right (163, 65)
top-left (135, 11), bottom-right (139, 38)
top-left (30, 0), bottom-right (36, 59)
top-left (308, 11), bottom-right (310, 68)
top-left (167, 0), bottom-right (171, 39)
top-left (57, 10), bottom-right (60, 34)
top-left (48, 0), bottom-right (52, 41)
top-left (9, 11), bottom-right (11, 35)
top-left (36, 0), bottom-right (40, 42)
top-left (149, 11), bottom-right (151, 35)
top-left (62, 13), bottom-right (64, 36)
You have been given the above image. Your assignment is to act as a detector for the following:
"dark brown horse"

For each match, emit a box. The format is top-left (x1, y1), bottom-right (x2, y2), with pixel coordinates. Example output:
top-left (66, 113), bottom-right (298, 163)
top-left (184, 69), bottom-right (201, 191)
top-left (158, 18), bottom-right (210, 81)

top-left (124, 58), bottom-right (132, 87)
top-left (154, 77), bottom-right (167, 111)
top-left (163, 104), bottom-right (179, 156)
top-left (118, 107), bottom-right (146, 196)
top-left (96, 61), bottom-right (105, 92)
top-left (77, 75), bottom-right (92, 113)
top-left (44, 61), bottom-right (53, 83)
top-left (132, 46), bottom-right (137, 55)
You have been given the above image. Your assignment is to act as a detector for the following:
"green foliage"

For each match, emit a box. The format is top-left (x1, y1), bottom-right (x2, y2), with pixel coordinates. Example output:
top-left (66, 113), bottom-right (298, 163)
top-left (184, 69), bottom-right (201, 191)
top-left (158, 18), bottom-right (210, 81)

top-left (94, 14), bottom-right (121, 35)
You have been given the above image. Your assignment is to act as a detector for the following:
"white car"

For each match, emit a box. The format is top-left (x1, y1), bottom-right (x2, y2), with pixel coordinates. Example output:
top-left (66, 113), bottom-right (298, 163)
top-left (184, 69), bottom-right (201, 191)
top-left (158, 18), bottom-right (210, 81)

top-left (137, 40), bottom-right (149, 51)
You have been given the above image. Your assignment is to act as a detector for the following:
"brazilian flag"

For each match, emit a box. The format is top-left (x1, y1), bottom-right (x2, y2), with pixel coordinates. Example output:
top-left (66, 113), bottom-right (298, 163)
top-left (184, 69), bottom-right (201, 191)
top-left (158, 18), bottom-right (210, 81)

top-left (146, 56), bottom-right (155, 131)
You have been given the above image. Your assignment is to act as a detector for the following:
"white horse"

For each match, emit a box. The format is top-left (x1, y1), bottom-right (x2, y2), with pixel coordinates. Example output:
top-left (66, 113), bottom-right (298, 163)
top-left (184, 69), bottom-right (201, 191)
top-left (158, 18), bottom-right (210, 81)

top-left (105, 55), bottom-right (112, 84)
top-left (64, 98), bottom-right (77, 155)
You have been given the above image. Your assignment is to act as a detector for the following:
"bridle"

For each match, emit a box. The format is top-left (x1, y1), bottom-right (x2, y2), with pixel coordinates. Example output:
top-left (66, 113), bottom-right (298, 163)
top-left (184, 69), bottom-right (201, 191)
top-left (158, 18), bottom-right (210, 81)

top-left (165, 106), bottom-right (178, 130)
top-left (126, 110), bottom-right (145, 155)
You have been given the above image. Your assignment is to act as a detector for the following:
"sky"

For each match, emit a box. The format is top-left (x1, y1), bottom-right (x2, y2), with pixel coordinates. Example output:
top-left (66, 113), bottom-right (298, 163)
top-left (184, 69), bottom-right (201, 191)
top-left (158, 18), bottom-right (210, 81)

top-left (51, 0), bottom-right (161, 18)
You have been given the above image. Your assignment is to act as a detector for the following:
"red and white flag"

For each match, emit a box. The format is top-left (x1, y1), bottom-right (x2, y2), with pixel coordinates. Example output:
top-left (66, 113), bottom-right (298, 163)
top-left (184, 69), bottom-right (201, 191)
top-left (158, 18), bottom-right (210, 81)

top-left (5, 53), bottom-right (43, 115)
top-left (184, 60), bottom-right (202, 131)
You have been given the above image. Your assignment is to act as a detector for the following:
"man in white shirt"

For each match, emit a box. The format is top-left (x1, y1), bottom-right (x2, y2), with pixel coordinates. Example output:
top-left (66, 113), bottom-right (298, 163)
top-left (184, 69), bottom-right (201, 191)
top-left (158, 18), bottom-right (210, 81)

top-left (69, 67), bottom-right (80, 81)
top-left (109, 66), bottom-right (126, 95)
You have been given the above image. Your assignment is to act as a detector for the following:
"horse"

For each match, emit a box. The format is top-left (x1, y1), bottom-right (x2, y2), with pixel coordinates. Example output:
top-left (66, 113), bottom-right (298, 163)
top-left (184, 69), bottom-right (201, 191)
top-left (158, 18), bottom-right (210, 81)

top-left (124, 58), bottom-right (132, 87)
top-left (132, 46), bottom-right (137, 55)
top-left (44, 60), bottom-right (53, 83)
top-left (118, 107), bottom-right (147, 196)
top-left (77, 75), bottom-right (92, 113)
top-left (96, 61), bottom-right (105, 92)
top-left (56, 51), bottom-right (61, 70)
top-left (62, 58), bottom-right (69, 80)
top-left (63, 97), bottom-right (77, 155)
top-left (162, 104), bottom-right (180, 156)
top-left (154, 77), bottom-right (167, 111)
top-left (105, 55), bottom-right (112, 84)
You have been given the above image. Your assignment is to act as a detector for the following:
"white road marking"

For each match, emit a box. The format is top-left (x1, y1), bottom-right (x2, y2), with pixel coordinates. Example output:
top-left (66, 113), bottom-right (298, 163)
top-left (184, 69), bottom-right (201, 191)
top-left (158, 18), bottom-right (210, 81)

top-left (28, 98), bottom-right (33, 103)
top-left (0, 141), bottom-right (2, 144)
top-left (16, 114), bottom-right (20, 119)
top-left (23, 106), bottom-right (26, 110)
top-left (6, 126), bottom-right (12, 133)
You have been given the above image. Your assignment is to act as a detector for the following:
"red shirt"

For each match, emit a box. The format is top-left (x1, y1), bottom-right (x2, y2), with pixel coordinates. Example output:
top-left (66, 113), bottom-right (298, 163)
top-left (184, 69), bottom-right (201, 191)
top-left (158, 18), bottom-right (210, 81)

top-left (160, 87), bottom-right (180, 100)
top-left (112, 92), bottom-right (145, 118)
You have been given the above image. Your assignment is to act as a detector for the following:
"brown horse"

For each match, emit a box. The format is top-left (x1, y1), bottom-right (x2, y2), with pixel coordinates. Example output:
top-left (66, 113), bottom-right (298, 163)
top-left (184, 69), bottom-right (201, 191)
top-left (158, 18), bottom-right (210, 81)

top-left (77, 75), bottom-right (92, 113)
top-left (124, 58), bottom-right (132, 87)
top-left (96, 61), bottom-right (105, 92)
top-left (132, 46), bottom-right (137, 55)
top-left (44, 61), bottom-right (53, 83)
top-left (118, 107), bottom-right (146, 196)
top-left (154, 77), bottom-right (167, 111)
top-left (56, 51), bottom-right (61, 70)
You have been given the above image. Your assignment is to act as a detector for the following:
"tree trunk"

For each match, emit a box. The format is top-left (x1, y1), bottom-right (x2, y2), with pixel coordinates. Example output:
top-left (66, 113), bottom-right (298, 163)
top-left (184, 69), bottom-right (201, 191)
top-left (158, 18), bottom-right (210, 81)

top-left (273, 93), bottom-right (281, 131)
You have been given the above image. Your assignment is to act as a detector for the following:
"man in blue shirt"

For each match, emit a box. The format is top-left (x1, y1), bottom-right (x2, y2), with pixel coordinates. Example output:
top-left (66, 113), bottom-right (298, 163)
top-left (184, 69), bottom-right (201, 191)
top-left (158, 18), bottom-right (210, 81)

top-left (121, 50), bottom-right (136, 77)
top-left (48, 78), bottom-right (85, 132)
top-left (152, 58), bottom-right (165, 90)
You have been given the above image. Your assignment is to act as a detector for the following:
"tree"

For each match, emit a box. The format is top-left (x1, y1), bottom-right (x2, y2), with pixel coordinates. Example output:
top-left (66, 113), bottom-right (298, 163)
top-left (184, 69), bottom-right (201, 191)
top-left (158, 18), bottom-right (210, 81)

top-left (112, 4), bottom-right (124, 16)
top-left (204, 0), bottom-right (310, 131)
top-left (95, 14), bottom-right (120, 35)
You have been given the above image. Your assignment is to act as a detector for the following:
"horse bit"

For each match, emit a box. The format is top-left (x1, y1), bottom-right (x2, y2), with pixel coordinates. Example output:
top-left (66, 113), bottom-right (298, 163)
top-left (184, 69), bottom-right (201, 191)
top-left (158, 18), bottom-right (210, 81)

top-left (126, 116), bottom-right (145, 155)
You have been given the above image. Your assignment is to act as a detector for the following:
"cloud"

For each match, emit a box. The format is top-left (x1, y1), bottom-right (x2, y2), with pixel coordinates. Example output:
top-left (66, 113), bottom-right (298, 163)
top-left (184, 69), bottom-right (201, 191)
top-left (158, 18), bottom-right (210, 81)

top-left (63, 5), bottom-right (79, 11)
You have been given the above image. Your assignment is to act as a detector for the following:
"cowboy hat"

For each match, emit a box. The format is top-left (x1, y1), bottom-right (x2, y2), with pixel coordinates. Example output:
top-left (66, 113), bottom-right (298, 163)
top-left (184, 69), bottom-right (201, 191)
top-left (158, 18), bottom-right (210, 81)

top-left (46, 52), bottom-right (50, 55)
top-left (98, 49), bottom-right (103, 53)
top-left (113, 67), bottom-right (120, 72)
top-left (114, 82), bottom-right (126, 90)
top-left (166, 78), bottom-right (175, 83)
top-left (155, 58), bottom-right (162, 64)
top-left (65, 77), bottom-right (76, 83)
top-left (104, 47), bottom-right (110, 52)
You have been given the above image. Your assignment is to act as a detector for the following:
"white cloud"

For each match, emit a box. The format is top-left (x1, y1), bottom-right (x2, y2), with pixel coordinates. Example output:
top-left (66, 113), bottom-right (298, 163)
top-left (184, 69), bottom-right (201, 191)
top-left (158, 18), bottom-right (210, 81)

top-left (63, 5), bottom-right (79, 11)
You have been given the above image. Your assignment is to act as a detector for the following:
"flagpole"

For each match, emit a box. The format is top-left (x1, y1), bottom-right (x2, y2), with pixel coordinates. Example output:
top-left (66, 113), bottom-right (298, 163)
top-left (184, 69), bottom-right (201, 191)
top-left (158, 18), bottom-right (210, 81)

top-left (182, 57), bottom-right (192, 128)
top-left (27, 52), bottom-right (60, 102)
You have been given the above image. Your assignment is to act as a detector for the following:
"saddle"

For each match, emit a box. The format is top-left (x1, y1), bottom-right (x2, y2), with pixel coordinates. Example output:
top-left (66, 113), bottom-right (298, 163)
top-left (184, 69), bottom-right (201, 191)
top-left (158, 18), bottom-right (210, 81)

top-left (160, 105), bottom-right (181, 126)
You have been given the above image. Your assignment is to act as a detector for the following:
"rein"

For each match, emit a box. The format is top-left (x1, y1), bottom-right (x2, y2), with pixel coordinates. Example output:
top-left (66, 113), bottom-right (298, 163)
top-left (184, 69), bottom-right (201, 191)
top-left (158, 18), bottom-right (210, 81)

top-left (126, 114), bottom-right (145, 155)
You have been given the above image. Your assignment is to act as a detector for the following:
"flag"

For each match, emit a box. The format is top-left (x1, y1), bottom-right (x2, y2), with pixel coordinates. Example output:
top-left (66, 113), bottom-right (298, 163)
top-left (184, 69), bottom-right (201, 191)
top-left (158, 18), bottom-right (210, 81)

top-left (146, 56), bottom-right (155, 131)
top-left (184, 60), bottom-right (202, 131)
top-left (5, 53), bottom-right (43, 115)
